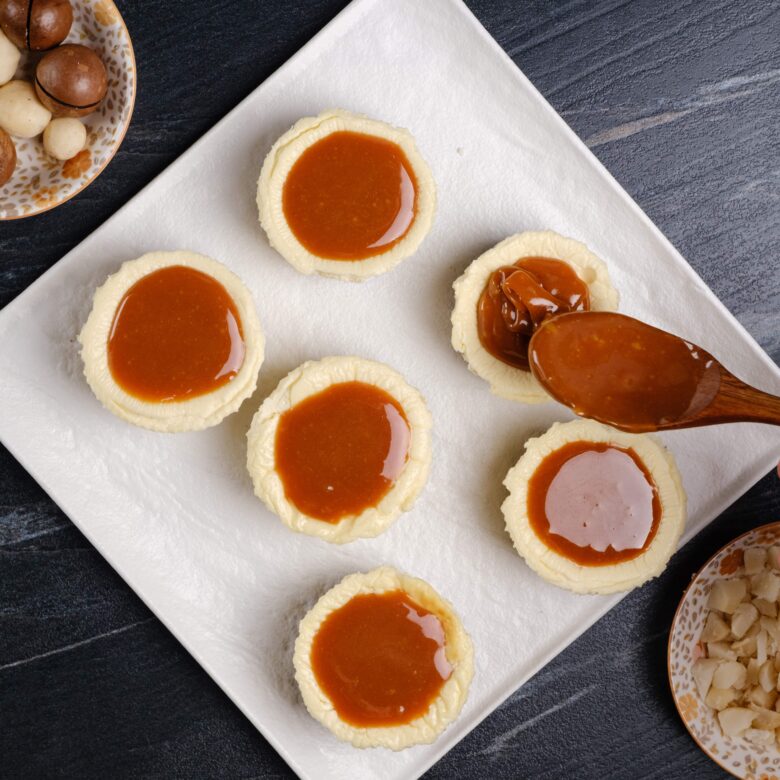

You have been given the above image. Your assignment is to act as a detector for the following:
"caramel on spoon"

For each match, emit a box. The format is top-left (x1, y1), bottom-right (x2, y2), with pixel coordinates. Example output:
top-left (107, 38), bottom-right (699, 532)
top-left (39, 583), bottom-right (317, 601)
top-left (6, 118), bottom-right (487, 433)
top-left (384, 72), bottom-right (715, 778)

top-left (529, 311), bottom-right (780, 433)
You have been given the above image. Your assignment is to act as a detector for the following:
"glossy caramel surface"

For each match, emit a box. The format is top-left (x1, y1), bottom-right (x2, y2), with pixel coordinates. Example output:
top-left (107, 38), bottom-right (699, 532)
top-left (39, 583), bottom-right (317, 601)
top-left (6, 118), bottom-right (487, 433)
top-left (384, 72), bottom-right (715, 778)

top-left (477, 257), bottom-right (590, 370)
top-left (107, 265), bottom-right (245, 403)
top-left (311, 590), bottom-right (452, 727)
top-left (282, 130), bottom-right (417, 260)
top-left (274, 381), bottom-right (411, 522)
top-left (527, 440), bottom-right (661, 566)
top-left (530, 311), bottom-right (722, 429)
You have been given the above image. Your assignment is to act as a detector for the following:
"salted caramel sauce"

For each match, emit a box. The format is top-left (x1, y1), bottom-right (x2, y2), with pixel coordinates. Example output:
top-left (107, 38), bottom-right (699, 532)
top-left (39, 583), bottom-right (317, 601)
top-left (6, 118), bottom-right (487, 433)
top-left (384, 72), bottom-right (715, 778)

top-left (529, 311), bottom-right (723, 430)
top-left (311, 590), bottom-right (452, 727)
top-left (477, 257), bottom-right (590, 370)
top-left (282, 130), bottom-right (417, 260)
top-left (274, 381), bottom-right (411, 522)
top-left (107, 265), bottom-right (245, 402)
top-left (527, 440), bottom-right (661, 566)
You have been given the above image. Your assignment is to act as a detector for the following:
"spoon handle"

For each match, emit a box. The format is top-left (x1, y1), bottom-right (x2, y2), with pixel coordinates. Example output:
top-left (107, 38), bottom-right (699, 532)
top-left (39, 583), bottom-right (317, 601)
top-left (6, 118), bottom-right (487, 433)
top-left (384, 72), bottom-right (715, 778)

top-left (700, 372), bottom-right (780, 426)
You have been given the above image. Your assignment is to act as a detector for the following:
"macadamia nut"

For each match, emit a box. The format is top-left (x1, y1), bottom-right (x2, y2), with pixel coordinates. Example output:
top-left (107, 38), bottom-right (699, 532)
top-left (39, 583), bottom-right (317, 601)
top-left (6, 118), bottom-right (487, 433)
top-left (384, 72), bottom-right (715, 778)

top-left (0, 126), bottom-right (16, 185)
top-left (43, 116), bottom-right (85, 160)
top-left (35, 44), bottom-right (107, 117)
top-left (0, 0), bottom-right (72, 51)
top-left (0, 29), bottom-right (20, 86)
top-left (0, 80), bottom-right (51, 137)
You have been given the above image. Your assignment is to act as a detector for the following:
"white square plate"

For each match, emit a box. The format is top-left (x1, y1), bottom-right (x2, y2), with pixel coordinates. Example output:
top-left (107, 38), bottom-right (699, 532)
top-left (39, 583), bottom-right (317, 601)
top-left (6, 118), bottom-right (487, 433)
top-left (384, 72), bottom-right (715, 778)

top-left (1, 1), bottom-right (778, 778)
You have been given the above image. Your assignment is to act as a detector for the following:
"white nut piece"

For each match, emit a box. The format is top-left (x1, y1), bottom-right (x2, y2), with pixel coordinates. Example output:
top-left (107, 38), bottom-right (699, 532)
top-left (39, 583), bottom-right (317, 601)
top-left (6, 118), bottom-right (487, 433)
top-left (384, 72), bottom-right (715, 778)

top-left (713, 661), bottom-right (748, 691)
top-left (706, 686), bottom-right (737, 711)
top-left (717, 707), bottom-right (755, 737)
top-left (0, 29), bottom-right (20, 86)
top-left (708, 641), bottom-right (738, 662)
top-left (43, 117), bottom-right (87, 160)
top-left (701, 611), bottom-right (730, 642)
top-left (693, 658), bottom-right (719, 699)
top-left (732, 602), bottom-right (759, 639)
top-left (747, 685), bottom-right (776, 709)
top-left (0, 80), bottom-right (51, 138)
top-left (708, 578), bottom-right (747, 614)
top-left (745, 547), bottom-right (768, 575)
top-left (752, 571), bottom-right (780, 602)
top-left (750, 704), bottom-right (780, 729)
top-left (743, 727), bottom-right (775, 746)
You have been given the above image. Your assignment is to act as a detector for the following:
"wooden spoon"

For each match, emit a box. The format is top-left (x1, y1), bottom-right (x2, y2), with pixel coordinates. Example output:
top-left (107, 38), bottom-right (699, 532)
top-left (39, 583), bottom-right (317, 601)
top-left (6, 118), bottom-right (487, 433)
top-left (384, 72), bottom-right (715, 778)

top-left (528, 311), bottom-right (780, 433)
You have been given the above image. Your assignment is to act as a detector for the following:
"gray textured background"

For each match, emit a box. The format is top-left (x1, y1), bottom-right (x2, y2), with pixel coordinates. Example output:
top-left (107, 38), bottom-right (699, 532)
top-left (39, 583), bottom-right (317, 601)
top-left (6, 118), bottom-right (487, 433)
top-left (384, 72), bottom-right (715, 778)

top-left (1, 0), bottom-right (779, 777)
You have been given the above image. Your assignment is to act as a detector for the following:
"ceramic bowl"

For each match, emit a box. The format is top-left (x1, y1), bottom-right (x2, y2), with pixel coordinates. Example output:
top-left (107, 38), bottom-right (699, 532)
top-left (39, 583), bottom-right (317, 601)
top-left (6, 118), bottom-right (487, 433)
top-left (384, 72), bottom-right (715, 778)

top-left (669, 521), bottom-right (780, 780)
top-left (0, 0), bottom-right (135, 219)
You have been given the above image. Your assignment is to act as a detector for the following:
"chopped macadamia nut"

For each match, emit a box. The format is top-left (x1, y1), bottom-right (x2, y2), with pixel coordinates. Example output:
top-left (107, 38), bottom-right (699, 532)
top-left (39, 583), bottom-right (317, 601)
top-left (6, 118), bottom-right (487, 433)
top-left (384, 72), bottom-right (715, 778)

top-left (758, 631), bottom-right (769, 665)
top-left (745, 548), bottom-right (768, 575)
top-left (747, 659), bottom-right (761, 687)
top-left (760, 660), bottom-right (777, 693)
top-left (732, 635), bottom-right (758, 658)
top-left (749, 704), bottom-right (780, 729)
top-left (694, 541), bottom-right (780, 749)
top-left (755, 598), bottom-right (778, 618)
top-left (744, 727), bottom-right (775, 746)
top-left (732, 603), bottom-right (759, 639)
top-left (752, 572), bottom-right (780, 602)
top-left (714, 661), bottom-right (748, 690)
top-left (748, 685), bottom-right (777, 709)
top-left (693, 658), bottom-right (720, 700)
top-left (762, 616), bottom-right (780, 644)
top-left (701, 611), bottom-right (731, 642)
top-left (718, 707), bottom-right (755, 737)
top-left (708, 641), bottom-right (737, 662)
top-left (706, 687), bottom-right (737, 711)
top-left (709, 579), bottom-right (748, 614)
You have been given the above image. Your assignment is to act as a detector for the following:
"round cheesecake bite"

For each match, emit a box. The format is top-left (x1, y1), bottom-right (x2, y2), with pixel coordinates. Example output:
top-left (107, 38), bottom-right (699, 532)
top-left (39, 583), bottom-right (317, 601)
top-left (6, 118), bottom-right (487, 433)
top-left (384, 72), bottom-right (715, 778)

top-left (257, 109), bottom-right (436, 281)
top-left (246, 356), bottom-right (431, 544)
top-left (451, 231), bottom-right (619, 402)
top-left (294, 567), bottom-right (474, 749)
top-left (79, 251), bottom-right (264, 432)
top-left (502, 419), bottom-right (686, 594)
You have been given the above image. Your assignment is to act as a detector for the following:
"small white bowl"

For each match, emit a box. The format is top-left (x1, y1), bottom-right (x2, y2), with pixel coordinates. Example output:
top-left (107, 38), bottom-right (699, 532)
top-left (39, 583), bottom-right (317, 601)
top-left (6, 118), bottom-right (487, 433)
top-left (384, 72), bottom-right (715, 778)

top-left (0, 0), bottom-right (135, 220)
top-left (669, 521), bottom-right (780, 779)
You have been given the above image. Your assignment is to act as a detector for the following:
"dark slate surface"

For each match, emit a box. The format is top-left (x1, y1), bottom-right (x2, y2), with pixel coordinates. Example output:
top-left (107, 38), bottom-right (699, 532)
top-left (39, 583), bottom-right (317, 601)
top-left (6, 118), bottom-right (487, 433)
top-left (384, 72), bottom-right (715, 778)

top-left (1, 0), bottom-right (778, 777)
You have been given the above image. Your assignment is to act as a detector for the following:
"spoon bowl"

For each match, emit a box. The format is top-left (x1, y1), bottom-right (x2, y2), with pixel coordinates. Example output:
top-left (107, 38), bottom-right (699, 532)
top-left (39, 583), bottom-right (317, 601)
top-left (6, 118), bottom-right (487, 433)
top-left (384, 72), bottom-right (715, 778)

top-left (529, 311), bottom-right (780, 433)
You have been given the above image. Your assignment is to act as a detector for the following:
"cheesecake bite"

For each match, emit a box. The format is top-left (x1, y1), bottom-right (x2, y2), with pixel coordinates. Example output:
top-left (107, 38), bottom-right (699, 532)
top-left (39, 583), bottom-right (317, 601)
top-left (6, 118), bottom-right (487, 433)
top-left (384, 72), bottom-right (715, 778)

top-left (79, 251), bottom-right (264, 431)
top-left (293, 567), bottom-right (473, 749)
top-left (257, 109), bottom-right (436, 280)
top-left (451, 231), bottom-right (618, 402)
top-left (246, 356), bottom-right (431, 543)
top-left (502, 419), bottom-right (686, 593)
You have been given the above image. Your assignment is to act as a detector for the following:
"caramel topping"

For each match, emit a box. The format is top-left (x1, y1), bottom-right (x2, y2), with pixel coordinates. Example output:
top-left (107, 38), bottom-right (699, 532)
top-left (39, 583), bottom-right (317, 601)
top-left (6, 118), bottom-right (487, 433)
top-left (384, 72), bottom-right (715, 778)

top-left (274, 381), bottom-right (411, 522)
top-left (107, 265), bottom-right (245, 403)
top-left (529, 312), bottom-right (722, 429)
top-left (477, 257), bottom-right (590, 370)
top-left (282, 130), bottom-right (417, 260)
top-left (311, 590), bottom-right (452, 727)
top-left (527, 441), bottom-right (661, 566)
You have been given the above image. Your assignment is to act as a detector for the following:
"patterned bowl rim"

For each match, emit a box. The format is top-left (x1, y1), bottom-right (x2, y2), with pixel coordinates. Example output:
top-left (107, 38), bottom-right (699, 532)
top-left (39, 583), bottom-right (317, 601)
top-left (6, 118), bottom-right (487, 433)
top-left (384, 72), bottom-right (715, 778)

top-left (0, 0), bottom-right (137, 221)
top-left (668, 520), bottom-right (780, 780)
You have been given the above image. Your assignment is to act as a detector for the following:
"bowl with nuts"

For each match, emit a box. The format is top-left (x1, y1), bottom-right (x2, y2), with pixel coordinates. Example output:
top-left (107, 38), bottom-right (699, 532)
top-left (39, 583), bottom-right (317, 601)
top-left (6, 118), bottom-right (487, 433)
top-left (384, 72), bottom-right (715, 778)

top-left (0, 0), bottom-right (135, 219)
top-left (670, 522), bottom-right (780, 779)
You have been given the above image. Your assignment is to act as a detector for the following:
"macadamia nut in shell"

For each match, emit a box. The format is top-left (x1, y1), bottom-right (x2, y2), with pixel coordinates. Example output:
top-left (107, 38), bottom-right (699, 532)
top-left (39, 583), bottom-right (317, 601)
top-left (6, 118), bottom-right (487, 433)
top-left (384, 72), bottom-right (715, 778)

top-left (0, 126), bottom-right (16, 185)
top-left (43, 116), bottom-right (85, 160)
top-left (0, 0), bottom-right (72, 51)
top-left (0, 80), bottom-right (51, 138)
top-left (35, 44), bottom-right (107, 118)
